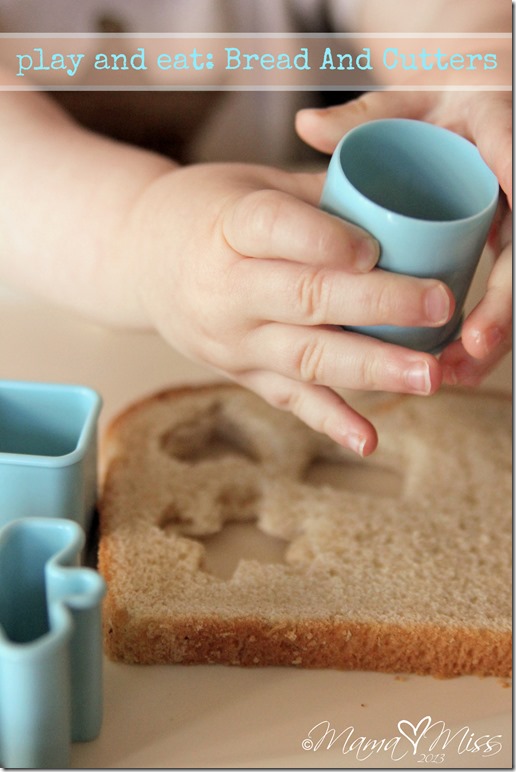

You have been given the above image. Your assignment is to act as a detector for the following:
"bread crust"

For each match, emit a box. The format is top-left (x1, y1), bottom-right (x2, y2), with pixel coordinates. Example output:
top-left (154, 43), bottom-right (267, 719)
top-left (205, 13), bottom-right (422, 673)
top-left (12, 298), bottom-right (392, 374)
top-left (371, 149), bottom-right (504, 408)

top-left (102, 607), bottom-right (512, 677)
top-left (98, 383), bottom-right (512, 676)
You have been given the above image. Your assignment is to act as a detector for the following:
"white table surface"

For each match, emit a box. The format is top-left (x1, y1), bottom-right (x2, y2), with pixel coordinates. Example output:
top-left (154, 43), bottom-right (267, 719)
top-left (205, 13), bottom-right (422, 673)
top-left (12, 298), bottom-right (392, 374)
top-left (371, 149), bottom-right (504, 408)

top-left (0, 253), bottom-right (512, 768)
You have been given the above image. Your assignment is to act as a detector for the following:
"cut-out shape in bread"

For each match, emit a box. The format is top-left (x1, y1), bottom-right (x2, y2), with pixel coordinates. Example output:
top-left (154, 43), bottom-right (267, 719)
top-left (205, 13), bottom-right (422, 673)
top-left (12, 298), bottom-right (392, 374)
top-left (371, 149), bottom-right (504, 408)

top-left (98, 384), bottom-right (512, 677)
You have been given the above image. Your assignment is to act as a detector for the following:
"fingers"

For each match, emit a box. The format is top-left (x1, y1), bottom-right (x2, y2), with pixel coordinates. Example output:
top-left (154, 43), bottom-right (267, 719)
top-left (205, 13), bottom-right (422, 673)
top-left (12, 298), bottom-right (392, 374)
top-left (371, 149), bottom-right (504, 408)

top-left (233, 370), bottom-right (378, 457)
top-left (222, 187), bottom-right (379, 272)
top-left (462, 235), bottom-right (512, 356)
top-left (232, 258), bottom-right (454, 328)
top-left (235, 324), bottom-right (442, 398)
top-left (441, 115), bottom-right (512, 387)
top-left (441, 235), bottom-right (512, 384)
top-left (295, 92), bottom-right (433, 154)
top-left (467, 93), bottom-right (512, 205)
top-left (440, 337), bottom-right (512, 387)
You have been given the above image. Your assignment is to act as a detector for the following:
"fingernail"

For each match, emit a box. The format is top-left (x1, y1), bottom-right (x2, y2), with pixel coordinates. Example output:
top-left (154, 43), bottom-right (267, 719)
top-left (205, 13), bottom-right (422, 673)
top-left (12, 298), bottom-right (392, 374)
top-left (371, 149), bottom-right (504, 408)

top-left (485, 326), bottom-right (504, 351)
top-left (296, 107), bottom-right (326, 121)
top-left (356, 237), bottom-right (380, 271)
top-left (405, 361), bottom-right (432, 394)
top-left (471, 326), bottom-right (503, 356)
top-left (347, 432), bottom-right (367, 457)
top-left (424, 284), bottom-right (450, 325)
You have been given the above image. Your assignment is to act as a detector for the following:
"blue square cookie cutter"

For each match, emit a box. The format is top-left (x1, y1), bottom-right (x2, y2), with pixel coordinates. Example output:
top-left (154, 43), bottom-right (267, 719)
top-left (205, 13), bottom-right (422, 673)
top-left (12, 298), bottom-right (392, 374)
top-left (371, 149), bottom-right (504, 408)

top-left (0, 517), bottom-right (106, 768)
top-left (0, 380), bottom-right (102, 529)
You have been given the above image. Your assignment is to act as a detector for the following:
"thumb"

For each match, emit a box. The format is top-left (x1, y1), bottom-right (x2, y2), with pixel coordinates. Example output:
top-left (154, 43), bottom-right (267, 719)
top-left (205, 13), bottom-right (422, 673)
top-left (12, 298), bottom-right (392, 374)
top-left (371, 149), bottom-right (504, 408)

top-left (295, 91), bottom-right (433, 154)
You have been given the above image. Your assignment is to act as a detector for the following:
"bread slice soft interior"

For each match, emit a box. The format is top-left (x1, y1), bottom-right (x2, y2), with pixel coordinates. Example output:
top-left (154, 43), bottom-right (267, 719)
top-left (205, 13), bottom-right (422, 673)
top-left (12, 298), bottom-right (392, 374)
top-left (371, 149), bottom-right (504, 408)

top-left (98, 384), bottom-right (512, 677)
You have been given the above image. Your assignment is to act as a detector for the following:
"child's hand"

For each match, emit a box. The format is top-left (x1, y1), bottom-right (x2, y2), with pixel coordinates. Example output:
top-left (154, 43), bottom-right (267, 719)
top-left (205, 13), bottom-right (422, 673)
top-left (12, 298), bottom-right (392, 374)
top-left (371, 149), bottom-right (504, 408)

top-left (440, 198), bottom-right (512, 386)
top-left (125, 162), bottom-right (454, 455)
top-left (296, 90), bottom-right (512, 387)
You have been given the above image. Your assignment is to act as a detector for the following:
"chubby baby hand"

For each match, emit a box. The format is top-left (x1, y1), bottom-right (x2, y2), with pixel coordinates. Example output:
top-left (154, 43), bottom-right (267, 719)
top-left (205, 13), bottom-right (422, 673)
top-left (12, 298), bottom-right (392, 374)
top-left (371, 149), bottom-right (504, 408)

top-left (126, 162), bottom-right (453, 455)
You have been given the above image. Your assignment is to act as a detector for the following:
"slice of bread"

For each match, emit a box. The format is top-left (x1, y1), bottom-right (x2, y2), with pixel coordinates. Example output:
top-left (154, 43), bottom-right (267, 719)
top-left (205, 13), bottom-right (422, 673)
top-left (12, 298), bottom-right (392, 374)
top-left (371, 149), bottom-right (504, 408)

top-left (98, 384), bottom-right (512, 677)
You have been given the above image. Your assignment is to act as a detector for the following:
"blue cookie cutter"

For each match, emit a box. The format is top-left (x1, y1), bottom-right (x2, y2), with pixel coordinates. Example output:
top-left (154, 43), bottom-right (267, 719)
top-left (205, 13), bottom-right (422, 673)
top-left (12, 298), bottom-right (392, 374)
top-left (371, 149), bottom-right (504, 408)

top-left (0, 517), bottom-right (106, 768)
top-left (0, 380), bottom-right (102, 529)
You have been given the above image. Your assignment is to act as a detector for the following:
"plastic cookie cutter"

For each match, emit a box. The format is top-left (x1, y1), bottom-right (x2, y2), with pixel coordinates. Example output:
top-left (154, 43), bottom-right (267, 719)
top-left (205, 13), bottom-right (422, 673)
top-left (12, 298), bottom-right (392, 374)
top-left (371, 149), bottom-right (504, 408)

top-left (0, 517), bottom-right (106, 769)
top-left (0, 380), bottom-right (102, 529)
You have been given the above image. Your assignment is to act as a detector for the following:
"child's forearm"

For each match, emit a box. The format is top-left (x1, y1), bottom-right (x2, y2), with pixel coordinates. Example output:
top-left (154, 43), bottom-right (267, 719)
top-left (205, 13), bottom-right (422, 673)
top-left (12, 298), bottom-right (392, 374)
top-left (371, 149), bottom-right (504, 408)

top-left (0, 80), bottom-right (174, 327)
top-left (354, 0), bottom-right (511, 88)
top-left (358, 0), bottom-right (510, 33)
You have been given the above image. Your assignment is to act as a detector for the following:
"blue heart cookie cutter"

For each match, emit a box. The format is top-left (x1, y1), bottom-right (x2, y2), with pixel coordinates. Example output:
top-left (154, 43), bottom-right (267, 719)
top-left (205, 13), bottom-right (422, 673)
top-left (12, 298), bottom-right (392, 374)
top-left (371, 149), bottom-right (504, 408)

top-left (0, 517), bottom-right (105, 768)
